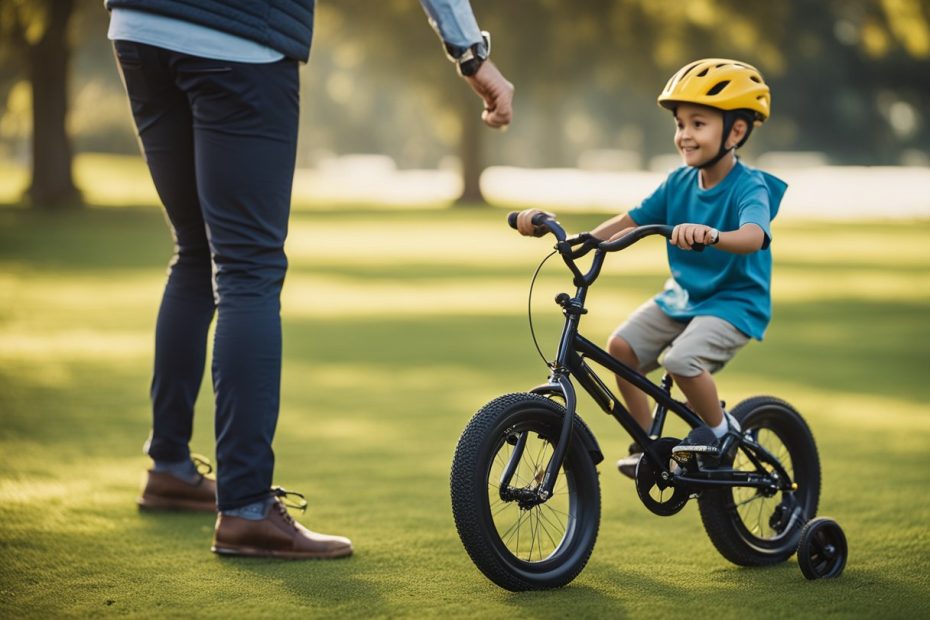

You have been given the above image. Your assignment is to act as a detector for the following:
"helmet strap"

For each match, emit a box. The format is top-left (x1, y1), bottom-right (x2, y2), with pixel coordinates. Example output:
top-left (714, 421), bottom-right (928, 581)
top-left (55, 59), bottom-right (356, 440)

top-left (696, 110), bottom-right (752, 170)
top-left (696, 145), bottom-right (734, 170)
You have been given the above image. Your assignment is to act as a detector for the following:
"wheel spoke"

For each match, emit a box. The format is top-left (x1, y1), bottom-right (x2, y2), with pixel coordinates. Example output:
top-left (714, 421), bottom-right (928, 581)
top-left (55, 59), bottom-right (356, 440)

top-left (536, 509), bottom-right (561, 550)
top-left (539, 503), bottom-right (567, 532)
top-left (501, 510), bottom-right (525, 545)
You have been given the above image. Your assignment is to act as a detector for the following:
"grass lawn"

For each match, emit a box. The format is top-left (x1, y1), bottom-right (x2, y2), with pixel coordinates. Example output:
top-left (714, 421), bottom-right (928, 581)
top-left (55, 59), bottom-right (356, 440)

top-left (1, 202), bottom-right (929, 618)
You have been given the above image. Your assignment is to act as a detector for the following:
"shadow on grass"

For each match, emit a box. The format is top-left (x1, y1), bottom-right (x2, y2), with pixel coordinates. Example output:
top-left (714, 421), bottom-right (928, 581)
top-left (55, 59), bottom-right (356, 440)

top-left (0, 203), bottom-right (170, 272)
top-left (206, 551), bottom-right (388, 613)
top-left (281, 300), bottom-right (928, 407)
top-left (733, 297), bottom-right (928, 404)
top-left (499, 582), bottom-right (632, 616)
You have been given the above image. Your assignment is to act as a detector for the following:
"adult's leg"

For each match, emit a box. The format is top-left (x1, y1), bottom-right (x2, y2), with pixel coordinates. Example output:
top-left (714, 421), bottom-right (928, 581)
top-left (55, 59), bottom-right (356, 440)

top-left (113, 41), bottom-right (215, 464)
top-left (175, 56), bottom-right (300, 511)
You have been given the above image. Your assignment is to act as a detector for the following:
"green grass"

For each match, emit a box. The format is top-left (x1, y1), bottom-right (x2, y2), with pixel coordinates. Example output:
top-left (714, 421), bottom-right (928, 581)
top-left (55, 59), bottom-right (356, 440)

top-left (1, 203), bottom-right (929, 618)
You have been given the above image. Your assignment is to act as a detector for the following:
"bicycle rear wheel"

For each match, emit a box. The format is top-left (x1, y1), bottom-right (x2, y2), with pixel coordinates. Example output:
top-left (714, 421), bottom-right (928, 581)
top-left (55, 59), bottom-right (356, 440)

top-left (451, 393), bottom-right (601, 590)
top-left (698, 396), bottom-right (820, 566)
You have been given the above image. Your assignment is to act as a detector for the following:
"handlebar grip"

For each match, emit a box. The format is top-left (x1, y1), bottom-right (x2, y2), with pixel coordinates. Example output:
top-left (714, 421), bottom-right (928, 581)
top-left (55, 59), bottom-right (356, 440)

top-left (507, 211), bottom-right (551, 229)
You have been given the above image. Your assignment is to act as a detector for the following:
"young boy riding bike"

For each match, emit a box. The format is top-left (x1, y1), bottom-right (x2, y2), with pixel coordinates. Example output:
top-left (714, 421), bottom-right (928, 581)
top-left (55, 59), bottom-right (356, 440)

top-left (516, 58), bottom-right (787, 476)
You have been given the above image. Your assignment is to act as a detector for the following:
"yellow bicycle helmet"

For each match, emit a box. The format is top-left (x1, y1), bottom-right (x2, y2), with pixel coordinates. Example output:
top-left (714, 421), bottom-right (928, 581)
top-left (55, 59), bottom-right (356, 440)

top-left (658, 58), bottom-right (771, 123)
top-left (658, 58), bottom-right (771, 168)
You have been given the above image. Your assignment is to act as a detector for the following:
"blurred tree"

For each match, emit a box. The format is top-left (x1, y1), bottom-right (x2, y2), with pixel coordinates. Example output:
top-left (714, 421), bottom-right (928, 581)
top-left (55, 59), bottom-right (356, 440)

top-left (315, 0), bottom-right (493, 203)
top-left (1, 0), bottom-right (81, 208)
top-left (4, 0), bottom-right (928, 213)
top-left (300, 0), bottom-right (930, 200)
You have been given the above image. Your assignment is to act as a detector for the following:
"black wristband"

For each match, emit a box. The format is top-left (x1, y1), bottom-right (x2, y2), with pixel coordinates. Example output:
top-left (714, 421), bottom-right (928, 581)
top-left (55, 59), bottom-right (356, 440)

top-left (446, 31), bottom-right (490, 77)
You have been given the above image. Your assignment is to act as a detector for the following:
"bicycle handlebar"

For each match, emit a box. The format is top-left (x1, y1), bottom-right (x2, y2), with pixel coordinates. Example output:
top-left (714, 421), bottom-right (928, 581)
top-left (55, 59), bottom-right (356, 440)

top-left (507, 211), bottom-right (705, 288)
top-left (507, 212), bottom-right (705, 253)
top-left (507, 211), bottom-right (567, 241)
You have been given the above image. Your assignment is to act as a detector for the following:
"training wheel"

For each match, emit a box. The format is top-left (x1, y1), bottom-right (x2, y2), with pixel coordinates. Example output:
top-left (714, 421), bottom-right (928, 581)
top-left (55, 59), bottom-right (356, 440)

top-left (797, 517), bottom-right (847, 580)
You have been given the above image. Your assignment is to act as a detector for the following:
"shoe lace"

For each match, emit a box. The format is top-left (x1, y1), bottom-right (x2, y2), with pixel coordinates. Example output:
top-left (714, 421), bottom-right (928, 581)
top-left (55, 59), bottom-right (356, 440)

top-left (191, 453), bottom-right (214, 476)
top-left (271, 486), bottom-right (308, 525)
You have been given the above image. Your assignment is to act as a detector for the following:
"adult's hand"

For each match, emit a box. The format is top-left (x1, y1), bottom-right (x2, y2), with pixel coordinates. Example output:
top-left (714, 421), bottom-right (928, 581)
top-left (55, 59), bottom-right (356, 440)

top-left (464, 60), bottom-right (514, 129)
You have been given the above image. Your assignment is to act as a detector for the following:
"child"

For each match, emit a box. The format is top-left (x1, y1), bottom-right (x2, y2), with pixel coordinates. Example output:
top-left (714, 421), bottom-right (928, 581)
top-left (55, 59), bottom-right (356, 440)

top-left (516, 58), bottom-right (787, 476)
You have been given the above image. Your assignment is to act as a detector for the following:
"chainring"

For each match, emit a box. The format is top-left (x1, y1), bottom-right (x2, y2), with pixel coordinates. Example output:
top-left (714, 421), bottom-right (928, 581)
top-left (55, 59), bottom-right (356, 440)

top-left (635, 437), bottom-right (690, 516)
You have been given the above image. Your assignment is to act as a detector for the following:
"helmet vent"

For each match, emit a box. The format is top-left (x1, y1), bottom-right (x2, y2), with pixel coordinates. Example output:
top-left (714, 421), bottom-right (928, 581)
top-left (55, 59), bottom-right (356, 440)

top-left (696, 68), bottom-right (710, 77)
top-left (750, 76), bottom-right (761, 83)
top-left (680, 62), bottom-right (702, 78)
top-left (705, 80), bottom-right (730, 96)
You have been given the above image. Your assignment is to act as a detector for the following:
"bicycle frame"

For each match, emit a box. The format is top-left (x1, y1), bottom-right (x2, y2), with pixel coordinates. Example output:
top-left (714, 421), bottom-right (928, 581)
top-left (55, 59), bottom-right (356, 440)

top-left (499, 219), bottom-right (795, 504)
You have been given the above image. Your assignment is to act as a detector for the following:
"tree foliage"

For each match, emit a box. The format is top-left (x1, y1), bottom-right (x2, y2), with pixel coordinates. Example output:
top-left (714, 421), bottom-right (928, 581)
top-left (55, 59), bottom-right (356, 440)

top-left (1, 0), bottom-right (928, 208)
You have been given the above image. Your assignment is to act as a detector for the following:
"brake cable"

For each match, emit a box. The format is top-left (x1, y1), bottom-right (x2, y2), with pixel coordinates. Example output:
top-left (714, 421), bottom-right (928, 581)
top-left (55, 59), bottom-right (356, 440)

top-left (527, 249), bottom-right (558, 368)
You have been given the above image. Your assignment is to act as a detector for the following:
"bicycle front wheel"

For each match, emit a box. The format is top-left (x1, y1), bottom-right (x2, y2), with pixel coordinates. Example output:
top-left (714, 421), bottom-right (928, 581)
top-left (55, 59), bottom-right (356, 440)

top-left (450, 393), bottom-right (601, 591)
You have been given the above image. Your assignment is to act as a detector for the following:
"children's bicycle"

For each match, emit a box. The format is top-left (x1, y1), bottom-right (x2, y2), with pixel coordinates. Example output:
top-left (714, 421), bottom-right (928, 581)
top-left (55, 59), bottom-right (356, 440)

top-left (450, 213), bottom-right (846, 590)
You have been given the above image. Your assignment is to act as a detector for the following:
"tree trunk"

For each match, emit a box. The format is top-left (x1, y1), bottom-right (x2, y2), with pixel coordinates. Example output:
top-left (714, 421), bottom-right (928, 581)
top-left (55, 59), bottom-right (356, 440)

top-left (456, 92), bottom-right (485, 205)
top-left (28, 0), bottom-right (81, 209)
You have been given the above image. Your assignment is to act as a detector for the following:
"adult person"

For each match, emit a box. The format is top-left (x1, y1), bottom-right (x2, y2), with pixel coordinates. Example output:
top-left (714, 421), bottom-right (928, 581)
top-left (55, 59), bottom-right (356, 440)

top-left (106, 0), bottom-right (514, 559)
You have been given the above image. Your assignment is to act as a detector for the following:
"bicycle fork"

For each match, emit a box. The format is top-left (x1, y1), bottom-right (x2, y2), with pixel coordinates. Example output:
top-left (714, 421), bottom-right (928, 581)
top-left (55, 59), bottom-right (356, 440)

top-left (496, 373), bottom-right (575, 507)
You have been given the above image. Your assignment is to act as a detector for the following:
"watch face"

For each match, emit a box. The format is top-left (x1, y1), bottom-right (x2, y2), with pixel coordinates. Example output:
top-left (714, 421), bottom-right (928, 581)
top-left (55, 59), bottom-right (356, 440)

top-left (453, 32), bottom-right (490, 77)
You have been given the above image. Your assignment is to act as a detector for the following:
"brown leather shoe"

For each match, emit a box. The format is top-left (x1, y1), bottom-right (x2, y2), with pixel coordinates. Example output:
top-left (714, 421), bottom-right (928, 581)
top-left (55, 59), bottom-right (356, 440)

top-left (137, 470), bottom-right (217, 512)
top-left (212, 498), bottom-right (353, 559)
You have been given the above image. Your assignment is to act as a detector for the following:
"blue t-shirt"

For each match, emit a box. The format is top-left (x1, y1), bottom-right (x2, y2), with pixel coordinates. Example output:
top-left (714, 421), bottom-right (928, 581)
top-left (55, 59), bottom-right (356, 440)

top-left (628, 160), bottom-right (787, 340)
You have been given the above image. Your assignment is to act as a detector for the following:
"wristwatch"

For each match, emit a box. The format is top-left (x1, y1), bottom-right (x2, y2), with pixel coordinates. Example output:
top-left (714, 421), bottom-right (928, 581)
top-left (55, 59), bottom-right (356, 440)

top-left (444, 31), bottom-right (491, 77)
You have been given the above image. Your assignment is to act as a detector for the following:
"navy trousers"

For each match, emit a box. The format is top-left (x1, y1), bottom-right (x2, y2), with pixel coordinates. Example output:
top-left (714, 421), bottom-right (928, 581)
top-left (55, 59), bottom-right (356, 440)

top-left (114, 40), bottom-right (300, 511)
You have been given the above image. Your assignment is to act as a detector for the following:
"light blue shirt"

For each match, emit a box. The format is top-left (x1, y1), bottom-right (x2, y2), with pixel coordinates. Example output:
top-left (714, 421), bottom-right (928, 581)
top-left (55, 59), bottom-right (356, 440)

top-left (419, 0), bottom-right (484, 49)
top-left (108, 8), bottom-right (285, 63)
top-left (109, 2), bottom-right (484, 63)
top-left (628, 160), bottom-right (788, 340)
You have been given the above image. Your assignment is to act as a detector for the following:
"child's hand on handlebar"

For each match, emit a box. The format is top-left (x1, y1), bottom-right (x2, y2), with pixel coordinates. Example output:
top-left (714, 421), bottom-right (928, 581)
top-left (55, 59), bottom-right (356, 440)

top-left (516, 209), bottom-right (556, 237)
top-left (671, 223), bottom-right (717, 250)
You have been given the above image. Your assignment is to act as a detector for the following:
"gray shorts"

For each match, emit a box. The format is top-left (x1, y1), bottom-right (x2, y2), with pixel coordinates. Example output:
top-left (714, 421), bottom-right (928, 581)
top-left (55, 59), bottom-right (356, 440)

top-left (611, 300), bottom-right (750, 377)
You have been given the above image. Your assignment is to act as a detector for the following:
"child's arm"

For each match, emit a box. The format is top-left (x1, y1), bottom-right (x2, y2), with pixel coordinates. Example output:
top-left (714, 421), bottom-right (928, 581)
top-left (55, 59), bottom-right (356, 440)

top-left (514, 209), bottom-right (640, 241)
top-left (591, 213), bottom-right (639, 241)
top-left (671, 222), bottom-right (766, 254)
top-left (514, 208), bottom-right (556, 236)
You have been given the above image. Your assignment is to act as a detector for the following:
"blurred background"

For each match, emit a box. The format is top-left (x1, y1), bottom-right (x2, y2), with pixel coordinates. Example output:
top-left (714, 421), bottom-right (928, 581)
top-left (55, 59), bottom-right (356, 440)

top-left (2, 3), bottom-right (930, 614)
top-left (1, 0), bottom-right (928, 214)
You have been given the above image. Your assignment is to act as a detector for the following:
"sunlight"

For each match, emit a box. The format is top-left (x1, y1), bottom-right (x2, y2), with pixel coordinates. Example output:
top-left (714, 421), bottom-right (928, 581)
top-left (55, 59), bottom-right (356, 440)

top-left (285, 219), bottom-right (539, 267)
top-left (773, 268), bottom-right (930, 302)
top-left (282, 274), bottom-right (530, 317)
top-left (0, 458), bottom-right (140, 513)
top-left (0, 329), bottom-right (150, 360)
top-left (480, 165), bottom-right (930, 219)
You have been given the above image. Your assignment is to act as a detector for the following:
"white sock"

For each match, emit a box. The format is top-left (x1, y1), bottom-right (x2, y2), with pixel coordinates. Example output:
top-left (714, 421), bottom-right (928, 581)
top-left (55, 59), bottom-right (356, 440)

top-left (725, 411), bottom-right (740, 432)
top-left (709, 415), bottom-right (729, 439)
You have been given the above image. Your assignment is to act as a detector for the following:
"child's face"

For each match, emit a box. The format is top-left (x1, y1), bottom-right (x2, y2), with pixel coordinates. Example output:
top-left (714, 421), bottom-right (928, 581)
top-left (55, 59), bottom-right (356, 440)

top-left (673, 103), bottom-right (725, 167)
